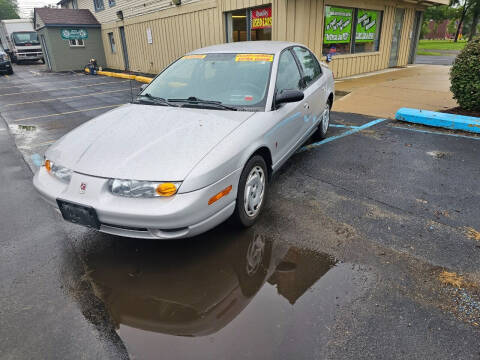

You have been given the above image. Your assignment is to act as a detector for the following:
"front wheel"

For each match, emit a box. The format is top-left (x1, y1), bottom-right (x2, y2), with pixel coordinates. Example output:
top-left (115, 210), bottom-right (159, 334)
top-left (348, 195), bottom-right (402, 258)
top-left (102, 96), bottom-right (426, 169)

top-left (7, 68), bottom-right (13, 75)
top-left (314, 102), bottom-right (331, 140)
top-left (41, 58), bottom-right (45, 64)
top-left (232, 155), bottom-right (268, 227)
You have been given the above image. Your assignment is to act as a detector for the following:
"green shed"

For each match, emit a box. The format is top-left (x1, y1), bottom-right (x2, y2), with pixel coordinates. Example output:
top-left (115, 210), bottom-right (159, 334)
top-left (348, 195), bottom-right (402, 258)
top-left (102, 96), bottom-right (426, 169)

top-left (34, 8), bottom-right (106, 72)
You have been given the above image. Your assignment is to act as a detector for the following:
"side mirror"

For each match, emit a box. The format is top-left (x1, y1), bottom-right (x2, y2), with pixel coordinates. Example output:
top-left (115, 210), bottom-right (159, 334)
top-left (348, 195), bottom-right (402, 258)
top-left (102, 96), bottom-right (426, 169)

top-left (275, 89), bottom-right (304, 107)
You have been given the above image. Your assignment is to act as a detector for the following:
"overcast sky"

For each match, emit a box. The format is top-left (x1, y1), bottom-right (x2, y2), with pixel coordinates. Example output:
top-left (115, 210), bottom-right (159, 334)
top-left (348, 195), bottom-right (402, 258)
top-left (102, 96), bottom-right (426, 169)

top-left (17, 0), bottom-right (59, 18)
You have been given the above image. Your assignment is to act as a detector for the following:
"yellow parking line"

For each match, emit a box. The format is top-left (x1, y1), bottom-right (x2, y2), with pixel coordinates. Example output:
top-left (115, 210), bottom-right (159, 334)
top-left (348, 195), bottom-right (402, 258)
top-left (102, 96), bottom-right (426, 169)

top-left (13, 104), bottom-right (124, 122)
top-left (0, 80), bottom-right (129, 97)
top-left (1, 88), bottom-right (134, 107)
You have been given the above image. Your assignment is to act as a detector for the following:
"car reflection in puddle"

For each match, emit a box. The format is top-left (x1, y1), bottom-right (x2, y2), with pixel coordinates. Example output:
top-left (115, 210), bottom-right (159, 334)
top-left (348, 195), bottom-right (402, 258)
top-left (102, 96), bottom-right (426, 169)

top-left (84, 226), bottom-right (350, 360)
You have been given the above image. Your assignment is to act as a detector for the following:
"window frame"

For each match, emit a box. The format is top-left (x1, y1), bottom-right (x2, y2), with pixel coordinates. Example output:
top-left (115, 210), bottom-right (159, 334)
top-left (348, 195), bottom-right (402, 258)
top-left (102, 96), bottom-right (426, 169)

top-left (69, 39), bottom-right (84, 47)
top-left (291, 46), bottom-right (323, 90)
top-left (274, 47), bottom-right (304, 96)
top-left (93, 0), bottom-right (104, 12)
top-left (322, 5), bottom-right (383, 56)
top-left (107, 32), bottom-right (116, 53)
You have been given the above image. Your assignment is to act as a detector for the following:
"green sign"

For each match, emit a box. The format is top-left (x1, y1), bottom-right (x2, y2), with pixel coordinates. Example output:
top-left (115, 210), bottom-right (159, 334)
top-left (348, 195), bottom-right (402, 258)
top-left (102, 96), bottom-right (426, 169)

top-left (356, 10), bottom-right (378, 43)
top-left (61, 29), bottom-right (88, 40)
top-left (324, 6), bottom-right (353, 44)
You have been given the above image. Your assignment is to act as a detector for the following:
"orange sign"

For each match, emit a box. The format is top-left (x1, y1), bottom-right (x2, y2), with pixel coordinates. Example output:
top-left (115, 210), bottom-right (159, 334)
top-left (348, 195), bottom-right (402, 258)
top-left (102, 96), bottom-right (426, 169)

top-left (182, 54), bottom-right (206, 59)
top-left (235, 54), bottom-right (274, 62)
top-left (251, 7), bottom-right (272, 30)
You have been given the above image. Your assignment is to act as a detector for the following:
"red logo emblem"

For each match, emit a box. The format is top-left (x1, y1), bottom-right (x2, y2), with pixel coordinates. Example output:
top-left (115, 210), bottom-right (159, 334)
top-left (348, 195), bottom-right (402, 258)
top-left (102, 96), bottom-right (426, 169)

top-left (80, 182), bottom-right (87, 194)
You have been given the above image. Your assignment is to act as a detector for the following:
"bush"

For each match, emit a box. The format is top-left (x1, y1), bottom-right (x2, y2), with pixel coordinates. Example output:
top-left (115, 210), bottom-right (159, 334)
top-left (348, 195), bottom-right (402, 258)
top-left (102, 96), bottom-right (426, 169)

top-left (450, 37), bottom-right (480, 111)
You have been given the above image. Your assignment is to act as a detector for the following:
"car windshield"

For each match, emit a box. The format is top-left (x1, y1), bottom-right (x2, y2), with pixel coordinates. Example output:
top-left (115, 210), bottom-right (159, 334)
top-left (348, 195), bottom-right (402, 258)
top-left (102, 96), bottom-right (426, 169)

top-left (140, 53), bottom-right (274, 111)
top-left (12, 32), bottom-right (39, 45)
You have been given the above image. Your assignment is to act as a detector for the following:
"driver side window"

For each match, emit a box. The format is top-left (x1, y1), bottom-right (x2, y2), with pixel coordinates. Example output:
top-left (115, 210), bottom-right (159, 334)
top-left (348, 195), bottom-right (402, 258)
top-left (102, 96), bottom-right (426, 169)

top-left (275, 50), bottom-right (302, 94)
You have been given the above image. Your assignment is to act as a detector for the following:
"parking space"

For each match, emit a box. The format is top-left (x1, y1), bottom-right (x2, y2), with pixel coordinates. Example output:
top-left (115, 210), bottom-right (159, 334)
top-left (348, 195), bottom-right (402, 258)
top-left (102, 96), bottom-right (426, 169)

top-left (0, 64), bottom-right (140, 168)
top-left (1, 64), bottom-right (480, 359)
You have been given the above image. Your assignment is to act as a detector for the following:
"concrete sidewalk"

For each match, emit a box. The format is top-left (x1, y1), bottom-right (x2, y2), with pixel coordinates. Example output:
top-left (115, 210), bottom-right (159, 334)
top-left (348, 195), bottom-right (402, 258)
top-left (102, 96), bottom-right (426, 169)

top-left (333, 65), bottom-right (458, 119)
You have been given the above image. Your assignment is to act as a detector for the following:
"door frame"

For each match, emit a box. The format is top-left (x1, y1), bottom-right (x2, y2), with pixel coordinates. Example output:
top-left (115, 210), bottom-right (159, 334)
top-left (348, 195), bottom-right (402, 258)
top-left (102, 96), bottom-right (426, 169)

top-left (40, 34), bottom-right (52, 70)
top-left (119, 26), bottom-right (129, 71)
top-left (409, 11), bottom-right (423, 64)
top-left (389, 8), bottom-right (405, 67)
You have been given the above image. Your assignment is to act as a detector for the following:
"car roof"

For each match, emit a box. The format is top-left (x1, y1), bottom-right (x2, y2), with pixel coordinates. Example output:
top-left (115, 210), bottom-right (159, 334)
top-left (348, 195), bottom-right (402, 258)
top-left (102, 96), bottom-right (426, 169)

top-left (189, 41), bottom-right (303, 56)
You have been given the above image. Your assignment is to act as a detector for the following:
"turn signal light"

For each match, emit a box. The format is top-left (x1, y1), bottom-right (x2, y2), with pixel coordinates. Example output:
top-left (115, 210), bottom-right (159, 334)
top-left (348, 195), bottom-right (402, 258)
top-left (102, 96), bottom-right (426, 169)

top-left (208, 185), bottom-right (232, 205)
top-left (45, 159), bottom-right (52, 173)
top-left (155, 182), bottom-right (178, 197)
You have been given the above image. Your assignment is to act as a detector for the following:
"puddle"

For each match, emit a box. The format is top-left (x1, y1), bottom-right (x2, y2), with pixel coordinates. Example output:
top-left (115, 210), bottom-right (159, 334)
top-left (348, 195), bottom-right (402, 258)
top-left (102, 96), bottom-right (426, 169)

top-left (17, 125), bottom-right (36, 132)
top-left (83, 228), bottom-right (367, 360)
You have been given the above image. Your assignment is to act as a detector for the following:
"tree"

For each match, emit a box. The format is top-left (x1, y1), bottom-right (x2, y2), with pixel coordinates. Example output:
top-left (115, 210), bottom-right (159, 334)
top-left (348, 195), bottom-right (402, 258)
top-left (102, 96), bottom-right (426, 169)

top-left (0, 0), bottom-right (19, 20)
top-left (468, 0), bottom-right (480, 40)
top-left (451, 0), bottom-right (475, 42)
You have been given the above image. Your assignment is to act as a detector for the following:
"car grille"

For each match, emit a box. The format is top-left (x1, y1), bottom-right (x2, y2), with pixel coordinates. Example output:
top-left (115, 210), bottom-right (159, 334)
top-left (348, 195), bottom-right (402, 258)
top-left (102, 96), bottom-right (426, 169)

top-left (18, 48), bottom-right (41, 53)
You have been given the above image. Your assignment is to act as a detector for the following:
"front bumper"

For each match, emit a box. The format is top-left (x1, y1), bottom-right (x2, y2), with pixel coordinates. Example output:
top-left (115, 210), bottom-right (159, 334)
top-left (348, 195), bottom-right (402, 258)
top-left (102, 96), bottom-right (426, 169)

top-left (16, 52), bottom-right (43, 61)
top-left (33, 167), bottom-right (241, 239)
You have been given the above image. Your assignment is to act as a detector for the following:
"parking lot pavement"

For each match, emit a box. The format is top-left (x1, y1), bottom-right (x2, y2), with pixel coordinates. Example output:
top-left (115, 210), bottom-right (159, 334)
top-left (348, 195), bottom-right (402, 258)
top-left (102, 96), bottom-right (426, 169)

top-left (1, 65), bottom-right (480, 359)
top-left (0, 64), bottom-right (139, 169)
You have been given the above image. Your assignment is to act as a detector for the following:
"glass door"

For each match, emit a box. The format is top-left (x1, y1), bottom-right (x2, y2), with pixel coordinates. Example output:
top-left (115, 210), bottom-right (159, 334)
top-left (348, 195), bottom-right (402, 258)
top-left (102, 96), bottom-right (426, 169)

top-left (226, 5), bottom-right (272, 42)
top-left (389, 8), bottom-right (404, 67)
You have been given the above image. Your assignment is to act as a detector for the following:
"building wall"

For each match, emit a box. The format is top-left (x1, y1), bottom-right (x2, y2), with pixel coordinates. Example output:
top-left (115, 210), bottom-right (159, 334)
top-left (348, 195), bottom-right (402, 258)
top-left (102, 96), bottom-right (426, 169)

top-left (39, 26), bottom-right (106, 71)
top-left (77, 0), bottom-right (442, 78)
top-left (76, 0), bottom-right (202, 24)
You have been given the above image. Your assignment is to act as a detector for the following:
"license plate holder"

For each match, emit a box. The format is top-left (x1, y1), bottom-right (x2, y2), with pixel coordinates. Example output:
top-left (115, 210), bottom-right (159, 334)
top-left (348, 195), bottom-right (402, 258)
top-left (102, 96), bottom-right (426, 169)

top-left (57, 199), bottom-right (100, 229)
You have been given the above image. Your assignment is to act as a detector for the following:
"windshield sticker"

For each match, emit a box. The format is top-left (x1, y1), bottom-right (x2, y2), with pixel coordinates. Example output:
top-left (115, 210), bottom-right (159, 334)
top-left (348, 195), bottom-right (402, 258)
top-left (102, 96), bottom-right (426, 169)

top-left (182, 54), bottom-right (206, 60)
top-left (235, 54), bottom-right (274, 62)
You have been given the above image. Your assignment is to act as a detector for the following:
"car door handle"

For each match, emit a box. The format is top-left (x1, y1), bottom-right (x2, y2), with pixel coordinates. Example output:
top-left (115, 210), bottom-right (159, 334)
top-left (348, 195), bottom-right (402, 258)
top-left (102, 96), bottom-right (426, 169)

top-left (304, 103), bottom-right (310, 110)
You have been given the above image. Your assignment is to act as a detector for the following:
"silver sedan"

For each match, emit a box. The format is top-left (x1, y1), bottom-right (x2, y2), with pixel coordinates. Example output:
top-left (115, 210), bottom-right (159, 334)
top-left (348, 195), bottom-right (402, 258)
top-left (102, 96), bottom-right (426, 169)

top-left (33, 41), bottom-right (335, 239)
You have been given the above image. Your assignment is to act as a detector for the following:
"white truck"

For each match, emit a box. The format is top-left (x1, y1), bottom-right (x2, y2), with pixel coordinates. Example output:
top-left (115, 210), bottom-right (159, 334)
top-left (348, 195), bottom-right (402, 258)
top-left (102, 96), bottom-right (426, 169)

top-left (0, 19), bottom-right (44, 64)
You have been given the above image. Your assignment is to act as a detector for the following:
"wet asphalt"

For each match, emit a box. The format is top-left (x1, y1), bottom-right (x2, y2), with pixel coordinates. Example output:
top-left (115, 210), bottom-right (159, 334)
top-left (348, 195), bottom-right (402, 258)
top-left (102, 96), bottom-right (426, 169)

top-left (1, 63), bottom-right (480, 359)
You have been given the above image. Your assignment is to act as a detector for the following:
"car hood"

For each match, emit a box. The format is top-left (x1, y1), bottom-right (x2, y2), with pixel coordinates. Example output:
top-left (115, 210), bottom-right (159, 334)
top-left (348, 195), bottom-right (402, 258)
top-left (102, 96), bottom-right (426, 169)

top-left (46, 104), bottom-right (254, 181)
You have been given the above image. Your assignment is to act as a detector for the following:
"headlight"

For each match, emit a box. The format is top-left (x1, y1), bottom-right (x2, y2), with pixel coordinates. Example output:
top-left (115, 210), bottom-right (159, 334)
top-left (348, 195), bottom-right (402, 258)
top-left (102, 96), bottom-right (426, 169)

top-left (45, 159), bottom-right (72, 183)
top-left (0, 55), bottom-right (6, 61)
top-left (108, 179), bottom-right (181, 198)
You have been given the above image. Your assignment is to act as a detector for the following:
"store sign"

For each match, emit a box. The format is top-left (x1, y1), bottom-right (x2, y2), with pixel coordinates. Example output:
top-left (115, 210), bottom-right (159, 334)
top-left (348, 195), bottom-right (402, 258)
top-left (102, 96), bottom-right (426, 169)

top-left (356, 10), bottom-right (378, 42)
top-left (324, 6), bottom-right (353, 44)
top-left (61, 29), bottom-right (88, 40)
top-left (251, 7), bottom-right (272, 30)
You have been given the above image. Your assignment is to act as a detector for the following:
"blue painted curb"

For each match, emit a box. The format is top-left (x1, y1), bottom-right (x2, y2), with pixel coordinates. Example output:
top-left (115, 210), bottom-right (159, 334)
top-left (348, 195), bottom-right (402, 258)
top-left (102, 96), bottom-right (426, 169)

top-left (395, 108), bottom-right (480, 134)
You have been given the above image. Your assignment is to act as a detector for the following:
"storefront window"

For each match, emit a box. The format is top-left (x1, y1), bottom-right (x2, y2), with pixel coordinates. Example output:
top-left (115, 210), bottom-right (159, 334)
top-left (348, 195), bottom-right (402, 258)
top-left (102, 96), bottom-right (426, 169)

top-left (323, 6), bottom-right (353, 56)
top-left (355, 9), bottom-right (382, 53)
top-left (322, 6), bottom-right (382, 56)
top-left (250, 7), bottom-right (272, 41)
top-left (226, 5), bottom-right (272, 42)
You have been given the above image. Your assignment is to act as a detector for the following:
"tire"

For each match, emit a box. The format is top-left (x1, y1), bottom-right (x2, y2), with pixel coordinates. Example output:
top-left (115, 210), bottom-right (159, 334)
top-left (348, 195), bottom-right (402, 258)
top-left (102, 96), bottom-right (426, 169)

top-left (232, 155), bottom-right (268, 227)
top-left (41, 58), bottom-right (45, 64)
top-left (7, 68), bottom-right (13, 75)
top-left (314, 100), bottom-right (331, 140)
